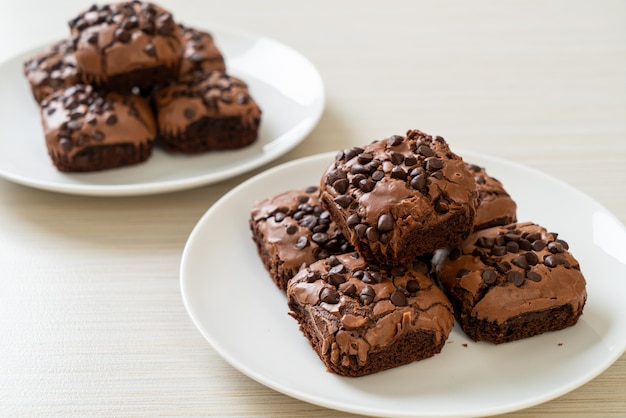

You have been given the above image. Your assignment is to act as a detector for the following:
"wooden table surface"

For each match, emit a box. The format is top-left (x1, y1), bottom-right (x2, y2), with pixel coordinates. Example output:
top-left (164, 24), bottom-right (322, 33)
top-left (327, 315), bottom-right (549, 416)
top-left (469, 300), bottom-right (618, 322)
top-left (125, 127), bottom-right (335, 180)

top-left (1, 1), bottom-right (624, 416)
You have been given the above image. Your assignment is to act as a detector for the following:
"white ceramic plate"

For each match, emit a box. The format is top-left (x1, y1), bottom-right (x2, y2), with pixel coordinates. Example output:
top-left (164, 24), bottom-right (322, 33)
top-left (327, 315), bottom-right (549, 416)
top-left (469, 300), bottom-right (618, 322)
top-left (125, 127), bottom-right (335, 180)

top-left (180, 150), bottom-right (626, 418)
top-left (0, 26), bottom-right (324, 196)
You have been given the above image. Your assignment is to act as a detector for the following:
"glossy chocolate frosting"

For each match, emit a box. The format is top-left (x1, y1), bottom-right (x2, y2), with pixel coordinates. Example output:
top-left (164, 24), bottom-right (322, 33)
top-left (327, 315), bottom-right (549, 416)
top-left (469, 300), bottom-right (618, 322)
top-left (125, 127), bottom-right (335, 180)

top-left (466, 162), bottom-right (517, 231)
top-left (23, 39), bottom-right (82, 103)
top-left (153, 70), bottom-right (261, 136)
top-left (40, 83), bottom-right (156, 163)
top-left (288, 252), bottom-right (453, 373)
top-left (69, 1), bottom-right (183, 87)
top-left (320, 129), bottom-right (478, 263)
top-left (435, 222), bottom-right (587, 324)
top-left (250, 186), bottom-right (353, 290)
top-left (179, 25), bottom-right (226, 78)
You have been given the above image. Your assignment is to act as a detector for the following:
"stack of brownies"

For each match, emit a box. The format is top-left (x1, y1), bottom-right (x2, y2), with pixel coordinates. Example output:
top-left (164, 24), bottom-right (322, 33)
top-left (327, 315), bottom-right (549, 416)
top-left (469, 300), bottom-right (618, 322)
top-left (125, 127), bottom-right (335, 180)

top-left (250, 129), bottom-right (587, 377)
top-left (23, 1), bottom-right (261, 172)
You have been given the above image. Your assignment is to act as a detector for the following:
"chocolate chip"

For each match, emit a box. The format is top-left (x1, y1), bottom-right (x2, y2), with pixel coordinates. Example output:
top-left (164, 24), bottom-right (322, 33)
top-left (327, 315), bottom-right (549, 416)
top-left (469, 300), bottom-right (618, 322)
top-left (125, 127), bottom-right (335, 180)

top-left (294, 236), bottom-right (309, 250)
top-left (519, 239), bottom-right (532, 251)
top-left (329, 263), bottom-right (347, 275)
top-left (332, 178), bottom-right (349, 194)
top-left (320, 287), bottom-right (340, 304)
top-left (115, 29), bottom-right (132, 43)
top-left (548, 241), bottom-right (565, 254)
top-left (426, 157), bottom-right (443, 171)
top-left (346, 214), bottom-right (360, 228)
top-left (389, 151), bottom-right (404, 165)
top-left (343, 283), bottom-right (357, 297)
top-left (313, 233), bottom-right (330, 245)
top-left (371, 170), bottom-right (384, 181)
top-left (158, 25), bottom-right (173, 36)
top-left (531, 240), bottom-right (546, 251)
top-left (556, 239), bottom-right (569, 250)
top-left (390, 291), bottom-right (407, 306)
top-left (544, 255), bottom-right (567, 268)
top-left (387, 135), bottom-right (403, 147)
top-left (377, 214), bottom-right (394, 232)
top-left (354, 224), bottom-right (368, 238)
top-left (92, 130), bottom-right (105, 141)
top-left (333, 195), bottom-right (352, 208)
top-left (327, 273), bottom-right (346, 286)
top-left (105, 114), bottom-right (118, 125)
top-left (406, 279), bottom-right (420, 293)
top-left (365, 227), bottom-right (379, 242)
top-left (476, 236), bottom-right (495, 248)
top-left (285, 225), bottom-right (297, 235)
top-left (495, 261), bottom-right (511, 273)
top-left (87, 32), bottom-right (98, 44)
top-left (67, 120), bottom-right (83, 131)
top-left (525, 232), bottom-right (541, 242)
top-left (390, 166), bottom-right (406, 180)
top-left (475, 176), bottom-right (486, 185)
top-left (506, 241), bottom-right (520, 253)
top-left (526, 271), bottom-right (542, 282)
top-left (492, 246), bottom-right (507, 256)
top-left (482, 269), bottom-right (497, 284)
top-left (524, 251), bottom-right (539, 265)
top-left (417, 145), bottom-right (434, 157)
top-left (511, 255), bottom-right (529, 270)
top-left (144, 43), bottom-right (156, 56)
top-left (360, 286), bottom-right (375, 305)
top-left (410, 173), bottom-right (427, 191)
top-left (358, 178), bottom-right (375, 192)
top-left (58, 137), bottom-right (72, 151)
top-left (507, 271), bottom-right (524, 287)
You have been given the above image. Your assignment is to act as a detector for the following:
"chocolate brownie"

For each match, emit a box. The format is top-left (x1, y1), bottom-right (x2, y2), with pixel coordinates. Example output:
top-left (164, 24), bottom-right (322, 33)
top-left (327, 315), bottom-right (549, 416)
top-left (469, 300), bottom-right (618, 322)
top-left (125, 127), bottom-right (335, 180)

top-left (40, 83), bottom-right (156, 172)
top-left (287, 252), bottom-right (453, 377)
top-left (23, 39), bottom-right (82, 103)
top-left (179, 25), bottom-right (226, 79)
top-left (319, 130), bottom-right (478, 265)
top-left (68, 1), bottom-right (184, 91)
top-left (250, 186), bottom-right (353, 291)
top-left (153, 71), bottom-right (261, 153)
top-left (467, 163), bottom-right (517, 231)
top-left (433, 222), bottom-right (587, 344)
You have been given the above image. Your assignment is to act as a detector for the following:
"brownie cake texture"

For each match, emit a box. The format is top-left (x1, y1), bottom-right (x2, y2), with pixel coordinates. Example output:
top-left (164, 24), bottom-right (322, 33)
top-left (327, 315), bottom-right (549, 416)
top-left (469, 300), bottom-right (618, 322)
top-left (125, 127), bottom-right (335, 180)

top-left (179, 25), bottom-right (226, 78)
top-left (23, 39), bottom-right (82, 103)
top-left (250, 186), bottom-right (353, 291)
top-left (153, 71), bottom-right (261, 153)
top-left (69, 1), bottom-right (184, 90)
top-left (40, 83), bottom-right (156, 172)
top-left (467, 163), bottom-right (517, 231)
top-left (434, 222), bottom-right (587, 344)
top-left (319, 129), bottom-right (478, 265)
top-left (287, 252), bottom-right (454, 377)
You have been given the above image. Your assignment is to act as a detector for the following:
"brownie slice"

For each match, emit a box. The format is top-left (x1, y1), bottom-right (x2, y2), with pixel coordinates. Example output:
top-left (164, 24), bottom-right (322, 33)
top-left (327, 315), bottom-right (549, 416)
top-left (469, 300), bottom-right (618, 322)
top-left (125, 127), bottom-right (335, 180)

top-left (319, 130), bottom-right (478, 265)
top-left (69, 1), bottom-right (184, 91)
top-left (467, 162), bottom-right (517, 231)
top-left (250, 186), bottom-right (353, 291)
top-left (23, 39), bottom-right (82, 103)
top-left (153, 71), bottom-right (261, 153)
top-left (178, 25), bottom-right (226, 79)
top-left (433, 222), bottom-right (587, 344)
top-left (40, 84), bottom-right (156, 172)
top-left (288, 252), bottom-right (453, 377)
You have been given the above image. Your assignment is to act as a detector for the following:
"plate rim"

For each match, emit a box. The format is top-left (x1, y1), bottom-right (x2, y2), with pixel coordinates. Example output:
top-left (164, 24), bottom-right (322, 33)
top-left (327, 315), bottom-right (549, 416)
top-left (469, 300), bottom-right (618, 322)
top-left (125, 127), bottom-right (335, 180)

top-left (0, 25), bottom-right (325, 197)
top-left (180, 150), bottom-right (626, 417)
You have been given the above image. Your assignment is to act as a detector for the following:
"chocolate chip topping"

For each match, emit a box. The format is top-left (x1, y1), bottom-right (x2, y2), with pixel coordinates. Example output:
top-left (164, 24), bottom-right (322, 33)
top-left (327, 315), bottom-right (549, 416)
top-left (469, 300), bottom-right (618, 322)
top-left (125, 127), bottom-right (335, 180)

top-left (322, 129), bottom-right (478, 263)
top-left (451, 222), bottom-right (576, 289)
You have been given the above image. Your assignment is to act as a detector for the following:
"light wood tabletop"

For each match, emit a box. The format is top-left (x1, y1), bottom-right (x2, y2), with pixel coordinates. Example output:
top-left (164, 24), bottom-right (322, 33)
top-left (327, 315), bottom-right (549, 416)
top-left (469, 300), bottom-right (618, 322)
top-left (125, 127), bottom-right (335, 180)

top-left (1, 1), bottom-right (625, 416)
